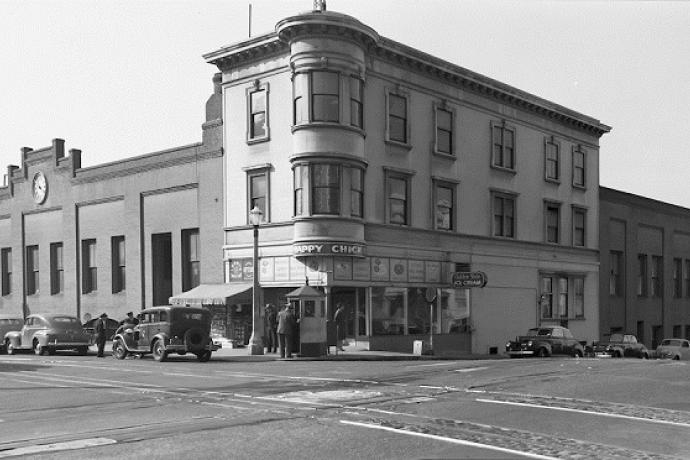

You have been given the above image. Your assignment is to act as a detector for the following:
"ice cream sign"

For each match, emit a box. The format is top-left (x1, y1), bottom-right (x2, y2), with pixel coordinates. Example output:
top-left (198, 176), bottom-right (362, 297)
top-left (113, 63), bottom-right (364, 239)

top-left (293, 242), bottom-right (365, 257)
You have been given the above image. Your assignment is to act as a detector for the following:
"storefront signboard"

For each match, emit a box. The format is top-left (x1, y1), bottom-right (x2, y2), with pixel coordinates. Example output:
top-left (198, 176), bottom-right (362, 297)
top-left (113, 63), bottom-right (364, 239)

top-left (452, 271), bottom-right (488, 288)
top-left (408, 260), bottom-right (425, 282)
top-left (353, 257), bottom-right (370, 280)
top-left (371, 257), bottom-right (390, 281)
top-left (425, 261), bottom-right (441, 283)
top-left (293, 242), bottom-right (365, 257)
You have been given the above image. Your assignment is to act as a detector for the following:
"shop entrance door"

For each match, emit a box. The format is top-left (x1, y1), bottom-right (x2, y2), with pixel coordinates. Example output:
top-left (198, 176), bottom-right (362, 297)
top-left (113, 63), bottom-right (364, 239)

top-left (331, 287), bottom-right (367, 340)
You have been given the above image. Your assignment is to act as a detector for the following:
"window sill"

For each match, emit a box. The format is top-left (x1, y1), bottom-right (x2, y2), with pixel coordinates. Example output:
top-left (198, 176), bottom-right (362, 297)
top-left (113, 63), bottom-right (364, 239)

top-left (291, 123), bottom-right (365, 136)
top-left (545, 178), bottom-right (561, 185)
top-left (432, 151), bottom-right (456, 161)
top-left (246, 136), bottom-right (270, 145)
top-left (572, 184), bottom-right (587, 191)
top-left (384, 139), bottom-right (413, 151)
top-left (490, 165), bottom-right (517, 175)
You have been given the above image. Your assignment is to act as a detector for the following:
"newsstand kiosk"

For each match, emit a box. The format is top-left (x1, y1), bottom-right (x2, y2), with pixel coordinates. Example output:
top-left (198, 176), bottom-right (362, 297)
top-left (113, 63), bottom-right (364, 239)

top-left (285, 284), bottom-right (327, 357)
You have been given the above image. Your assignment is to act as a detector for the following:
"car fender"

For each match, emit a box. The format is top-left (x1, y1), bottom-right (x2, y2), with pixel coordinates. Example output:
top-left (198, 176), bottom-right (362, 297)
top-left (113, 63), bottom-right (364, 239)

top-left (4, 331), bottom-right (21, 347)
top-left (150, 333), bottom-right (170, 351)
top-left (535, 341), bottom-right (552, 353)
top-left (112, 333), bottom-right (136, 352)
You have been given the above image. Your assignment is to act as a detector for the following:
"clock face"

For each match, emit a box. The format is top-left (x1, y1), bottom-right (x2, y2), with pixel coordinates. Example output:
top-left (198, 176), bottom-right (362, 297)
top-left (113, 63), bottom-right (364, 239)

top-left (32, 171), bottom-right (47, 204)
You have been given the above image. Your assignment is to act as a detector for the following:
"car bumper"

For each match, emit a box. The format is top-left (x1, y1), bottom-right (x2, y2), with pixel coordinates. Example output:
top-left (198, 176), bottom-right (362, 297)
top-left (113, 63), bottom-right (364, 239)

top-left (506, 350), bottom-right (535, 356)
top-left (165, 342), bottom-right (221, 353)
top-left (45, 340), bottom-right (91, 348)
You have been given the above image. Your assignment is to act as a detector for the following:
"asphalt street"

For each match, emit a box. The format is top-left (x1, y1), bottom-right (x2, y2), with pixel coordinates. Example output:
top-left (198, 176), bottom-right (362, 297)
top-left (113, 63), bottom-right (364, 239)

top-left (0, 349), bottom-right (688, 459)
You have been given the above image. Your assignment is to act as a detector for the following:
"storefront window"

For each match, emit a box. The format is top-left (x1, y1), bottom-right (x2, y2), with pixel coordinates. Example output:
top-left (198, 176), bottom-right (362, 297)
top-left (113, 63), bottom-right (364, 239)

top-left (440, 288), bottom-right (469, 333)
top-left (371, 287), bottom-right (405, 335)
top-left (406, 288), bottom-right (431, 334)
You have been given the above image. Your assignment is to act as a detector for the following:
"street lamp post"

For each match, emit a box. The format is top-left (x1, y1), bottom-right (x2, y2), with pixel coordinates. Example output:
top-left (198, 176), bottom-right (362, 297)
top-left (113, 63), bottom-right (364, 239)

top-left (248, 206), bottom-right (264, 355)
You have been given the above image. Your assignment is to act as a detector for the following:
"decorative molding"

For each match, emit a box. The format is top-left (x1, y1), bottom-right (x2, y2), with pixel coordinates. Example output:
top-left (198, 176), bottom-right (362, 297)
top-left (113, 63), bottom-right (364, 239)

top-left (141, 183), bottom-right (198, 198)
top-left (76, 196), bottom-right (124, 208)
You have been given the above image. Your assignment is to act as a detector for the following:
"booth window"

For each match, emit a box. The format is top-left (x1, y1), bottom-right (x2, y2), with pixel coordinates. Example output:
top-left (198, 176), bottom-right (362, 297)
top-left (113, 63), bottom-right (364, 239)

top-left (111, 236), bottom-right (125, 293)
top-left (26, 245), bottom-right (39, 295)
top-left (50, 242), bottom-right (63, 295)
top-left (492, 192), bottom-right (515, 238)
top-left (182, 229), bottom-right (200, 292)
top-left (247, 83), bottom-right (269, 142)
top-left (572, 145), bottom-right (586, 188)
top-left (491, 120), bottom-right (515, 170)
top-left (82, 239), bottom-right (97, 293)
top-left (0, 247), bottom-right (10, 296)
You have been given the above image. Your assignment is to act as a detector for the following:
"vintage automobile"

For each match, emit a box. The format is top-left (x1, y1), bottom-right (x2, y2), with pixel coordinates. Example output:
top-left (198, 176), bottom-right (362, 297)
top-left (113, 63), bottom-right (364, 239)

top-left (655, 338), bottom-right (690, 360)
top-left (111, 306), bottom-right (220, 362)
top-left (506, 325), bottom-right (584, 358)
top-left (3, 314), bottom-right (92, 355)
top-left (82, 316), bottom-right (120, 341)
top-left (589, 333), bottom-right (649, 359)
top-left (0, 315), bottom-right (24, 353)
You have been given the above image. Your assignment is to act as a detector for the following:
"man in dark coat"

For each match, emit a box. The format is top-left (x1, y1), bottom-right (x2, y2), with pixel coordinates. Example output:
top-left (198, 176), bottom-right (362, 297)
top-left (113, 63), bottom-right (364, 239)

top-left (264, 304), bottom-right (278, 354)
top-left (334, 303), bottom-right (346, 351)
top-left (120, 311), bottom-right (139, 327)
top-left (95, 313), bottom-right (108, 357)
top-left (277, 304), bottom-right (296, 358)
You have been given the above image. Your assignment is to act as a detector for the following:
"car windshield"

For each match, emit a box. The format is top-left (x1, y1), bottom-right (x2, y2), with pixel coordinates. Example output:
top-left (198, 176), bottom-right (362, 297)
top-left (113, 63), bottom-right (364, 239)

top-left (527, 328), bottom-right (552, 336)
top-left (660, 339), bottom-right (682, 347)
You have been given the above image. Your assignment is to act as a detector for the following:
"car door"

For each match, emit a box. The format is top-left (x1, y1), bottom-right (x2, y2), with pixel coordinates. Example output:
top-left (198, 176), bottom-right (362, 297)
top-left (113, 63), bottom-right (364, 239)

top-left (550, 328), bottom-right (564, 354)
top-left (681, 341), bottom-right (690, 360)
top-left (136, 312), bottom-right (154, 351)
top-left (21, 317), bottom-right (38, 347)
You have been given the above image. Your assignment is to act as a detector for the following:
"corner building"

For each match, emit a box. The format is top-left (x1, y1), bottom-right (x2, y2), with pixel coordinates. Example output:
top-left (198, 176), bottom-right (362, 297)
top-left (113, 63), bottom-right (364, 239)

top-left (206, 8), bottom-right (610, 353)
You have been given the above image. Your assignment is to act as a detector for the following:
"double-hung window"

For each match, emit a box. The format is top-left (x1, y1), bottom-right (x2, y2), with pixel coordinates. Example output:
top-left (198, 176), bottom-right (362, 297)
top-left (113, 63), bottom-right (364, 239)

top-left (637, 254), bottom-right (648, 297)
top-left (26, 245), bottom-right (39, 295)
top-left (246, 166), bottom-right (270, 223)
top-left (312, 164), bottom-right (340, 215)
top-left (111, 236), bottom-right (125, 293)
top-left (685, 260), bottom-right (690, 298)
top-left (673, 258), bottom-right (682, 298)
top-left (386, 90), bottom-right (409, 145)
top-left (572, 207), bottom-right (586, 246)
top-left (491, 121), bottom-right (515, 170)
top-left (541, 275), bottom-right (582, 319)
top-left (350, 167), bottom-right (363, 218)
top-left (293, 71), bottom-right (340, 125)
top-left (247, 83), bottom-right (269, 142)
top-left (545, 203), bottom-right (560, 244)
top-left (1, 247), bottom-right (11, 296)
top-left (350, 76), bottom-right (363, 128)
top-left (492, 192), bottom-right (515, 238)
top-left (82, 239), bottom-right (97, 293)
top-left (434, 104), bottom-right (454, 155)
top-left (293, 163), bottom-right (364, 218)
top-left (386, 172), bottom-right (411, 225)
top-left (651, 255), bottom-right (663, 298)
top-left (572, 145), bottom-right (586, 188)
top-left (609, 250), bottom-right (623, 296)
top-left (50, 242), bottom-right (63, 295)
top-left (544, 137), bottom-right (560, 182)
top-left (433, 180), bottom-right (455, 231)
top-left (182, 229), bottom-right (200, 291)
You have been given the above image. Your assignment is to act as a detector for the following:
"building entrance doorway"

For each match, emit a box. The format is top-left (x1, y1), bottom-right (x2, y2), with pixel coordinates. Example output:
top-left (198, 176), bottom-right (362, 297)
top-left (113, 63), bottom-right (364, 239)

top-left (152, 233), bottom-right (172, 306)
top-left (331, 287), bottom-right (367, 340)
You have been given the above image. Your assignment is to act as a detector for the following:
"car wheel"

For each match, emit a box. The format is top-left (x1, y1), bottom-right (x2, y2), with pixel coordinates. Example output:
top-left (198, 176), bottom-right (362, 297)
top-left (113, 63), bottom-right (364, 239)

top-left (614, 350), bottom-right (622, 358)
top-left (536, 348), bottom-right (549, 358)
top-left (112, 339), bottom-right (127, 360)
top-left (573, 349), bottom-right (583, 358)
top-left (641, 352), bottom-right (648, 359)
top-left (152, 340), bottom-right (167, 362)
top-left (76, 346), bottom-right (88, 356)
top-left (673, 355), bottom-right (680, 360)
top-left (196, 350), bottom-right (212, 362)
top-left (33, 340), bottom-right (45, 356)
top-left (6, 340), bottom-right (15, 355)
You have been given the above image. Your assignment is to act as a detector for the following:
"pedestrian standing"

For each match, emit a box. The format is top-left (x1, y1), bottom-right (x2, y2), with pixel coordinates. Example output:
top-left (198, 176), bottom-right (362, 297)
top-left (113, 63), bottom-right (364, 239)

top-left (277, 303), bottom-right (296, 358)
top-left (334, 303), bottom-right (346, 351)
top-left (120, 311), bottom-right (139, 327)
top-left (95, 313), bottom-right (108, 358)
top-left (264, 303), bottom-right (278, 353)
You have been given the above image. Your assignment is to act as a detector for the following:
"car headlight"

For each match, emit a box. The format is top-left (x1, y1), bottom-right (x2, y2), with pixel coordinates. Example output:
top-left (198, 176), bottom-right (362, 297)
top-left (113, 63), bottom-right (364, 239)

top-left (526, 340), bottom-right (533, 347)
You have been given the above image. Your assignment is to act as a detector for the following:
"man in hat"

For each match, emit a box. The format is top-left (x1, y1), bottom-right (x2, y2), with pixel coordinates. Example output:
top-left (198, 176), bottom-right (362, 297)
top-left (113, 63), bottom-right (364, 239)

top-left (120, 311), bottom-right (139, 327)
top-left (264, 304), bottom-right (278, 354)
top-left (95, 313), bottom-right (109, 357)
top-left (277, 303), bottom-right (296, 358)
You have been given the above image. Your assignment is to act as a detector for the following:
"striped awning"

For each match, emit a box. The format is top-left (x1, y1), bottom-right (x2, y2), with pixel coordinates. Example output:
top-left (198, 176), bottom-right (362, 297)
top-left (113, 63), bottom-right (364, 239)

top-left (169, 283), bottom-right (253, 306)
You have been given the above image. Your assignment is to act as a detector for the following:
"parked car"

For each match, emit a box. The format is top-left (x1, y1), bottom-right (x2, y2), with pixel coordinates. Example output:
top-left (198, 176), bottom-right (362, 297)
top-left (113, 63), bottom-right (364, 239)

top-left (0, 315), bottom-right (23, 353)
top-left (655, 338), bottom-right (690, 360)
top-left (111, 306), bottom-right (220, 362)
top-left (588, 333), bottom-right (649, 359)
top-left (3, 314), bottom-right (92, 356)
top-left (82, 316), bottom-right (120, 341)
top-left (506, 326), bottom-right (584, 358)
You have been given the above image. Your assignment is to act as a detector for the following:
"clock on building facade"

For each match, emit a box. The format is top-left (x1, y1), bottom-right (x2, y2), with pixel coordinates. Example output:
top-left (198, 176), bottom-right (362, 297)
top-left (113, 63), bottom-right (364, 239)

top-left (32, 171), bottom-right (48, 204)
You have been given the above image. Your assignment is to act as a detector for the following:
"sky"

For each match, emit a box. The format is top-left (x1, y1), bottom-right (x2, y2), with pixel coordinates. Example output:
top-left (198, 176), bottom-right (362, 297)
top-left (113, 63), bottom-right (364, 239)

top-left (1, 0), bottom-right (689, 207)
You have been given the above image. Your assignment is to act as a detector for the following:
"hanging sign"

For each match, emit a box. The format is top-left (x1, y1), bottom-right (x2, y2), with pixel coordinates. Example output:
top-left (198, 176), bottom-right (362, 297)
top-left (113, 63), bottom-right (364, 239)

top-left (452, 271), bottom-right (488, 288)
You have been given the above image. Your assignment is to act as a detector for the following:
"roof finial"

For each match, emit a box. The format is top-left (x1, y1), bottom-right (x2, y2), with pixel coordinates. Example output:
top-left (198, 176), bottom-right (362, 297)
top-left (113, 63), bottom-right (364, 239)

top-left (313, 0), bottom-right (326, 12)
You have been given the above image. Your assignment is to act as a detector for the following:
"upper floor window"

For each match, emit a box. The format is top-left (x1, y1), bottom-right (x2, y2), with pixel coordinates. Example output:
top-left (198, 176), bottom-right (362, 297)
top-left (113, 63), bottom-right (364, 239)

top-left (609, 250), bottom-right (623, 296)
top-left (673, 257), bottom-right (682, 298)
top-left (435, 105), bottom-right (454, 155)
top-left (111, 236), bottom-right (125, 293)
top-left (544, 137), bottom-right (560, 182)
top-left (246, 166), bottom-right (270, 223)
top-left (350, 76), bottom-right (363, 129)
top-left (26, 245), bottom-right (39, 295)
top-left (293, 71), bottom-right (340, 125)
top-left (182, 229), bottom-right (200, 292)
top-left (572, 207), bottom-right (586, 246)
top-left (1, 247), bottom-right (11, 296)
top-left (573, 277), bottom-right (585, 318)
top-left (541, 275), bottom-right (581, 319)
top-left (82, 239), bottom-right (97, 294)
top-left (545, 203), bottom-right (560, 244)
top-left (386, 170), bottom-right (412, 225)
top-left (247, 83), bottom-right (269, 142)
top-left (293, 162), bottom-right (365, 218)
top-left (637, 254), bottom-right (648, 297)
top-left (651, 255), bottom-right (663, 298)
top-left (50, 242), bottom-right (63, 295)
top-left (386, 91), bottom-right (409, 145)
top-left (492, 192), bottom-right (515, 238)
top-left (433, 181), bottom-right (455, 231)
top-left (491, 121), bottom-right (515, 170)
top-left (572, 145), bottom-right (586, 188)
top-left (685, 259), bottom-right (690, 298)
